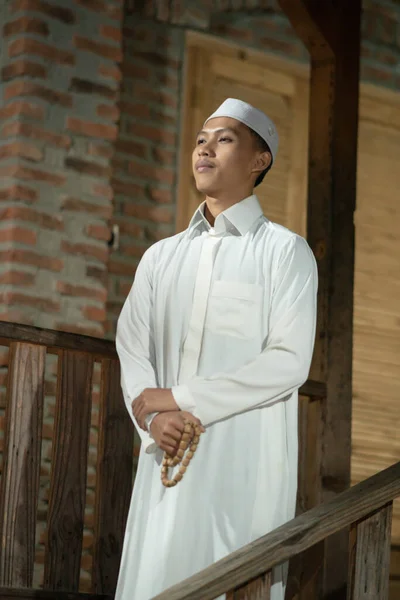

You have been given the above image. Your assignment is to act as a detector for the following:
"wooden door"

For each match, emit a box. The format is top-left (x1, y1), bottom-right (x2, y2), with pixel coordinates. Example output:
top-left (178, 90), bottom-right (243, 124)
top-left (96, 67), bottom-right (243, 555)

top-left (177, 33), bottom-right (309, 236)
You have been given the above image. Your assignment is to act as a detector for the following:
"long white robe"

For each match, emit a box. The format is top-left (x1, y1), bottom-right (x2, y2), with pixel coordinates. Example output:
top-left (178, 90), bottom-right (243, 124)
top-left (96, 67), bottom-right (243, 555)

top-left (115, 195), bottom-right (317, 600)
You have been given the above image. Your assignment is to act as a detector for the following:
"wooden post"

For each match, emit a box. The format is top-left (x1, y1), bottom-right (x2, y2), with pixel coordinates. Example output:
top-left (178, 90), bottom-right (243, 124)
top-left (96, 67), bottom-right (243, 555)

top-left (228, 572), bottom-right (272, 599)
top-left (0, 343), bottom-right (45, 587)
top-left (348, 503), bottom-right (393, 600)
top-left (278, 1), bottom-right (361, 598)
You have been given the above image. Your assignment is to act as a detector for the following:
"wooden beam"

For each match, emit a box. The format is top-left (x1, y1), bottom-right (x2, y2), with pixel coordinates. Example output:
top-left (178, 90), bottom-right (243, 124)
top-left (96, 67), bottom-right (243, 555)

top-left (0, 321), bottom-right (117, 359)
top-left (278, 1), bottom-right (361, 598)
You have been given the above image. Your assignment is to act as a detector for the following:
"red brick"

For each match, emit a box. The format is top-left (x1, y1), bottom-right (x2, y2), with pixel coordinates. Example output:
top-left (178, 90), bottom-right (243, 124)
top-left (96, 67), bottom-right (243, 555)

top-left (86, 224), bottom-right (111, 242)
top-left (70, 77), bottom-right (116, 100)
top-left (0, 184), bottom-right (37, 203)
top-left (1, 59), bottom-right (47, 81)
top-left (86, 265), bottom-right (107, 285)
top-left (3, 16), bottom-right (49, 37)
top-left (98, 63), bottom-right (122, 82)
top-left (66, 117), bottom-right (117, 141)
top-left (148, 187), bottom-right (172, 204)
top-left (123, 25), bottom-right (153, 43)
top-left (133, 82), bottom-right (177, 109)
top-left (135, 51), bottom-right (180, 70)
top-left (0, 310), bottom-right (34, 325)
top-left (0, 100), bottom-right (44, 120)
top-left (0, 164), bottom-right (66, 186)
top-left (11, 0), bottom-right (76, 24)
top-left (74, 0), bottom-right (122, 21)
top-left (61, 197), bottom-right (112, 219)
top-left (0, 270), bottom-right (35, 285)
top-left (74, 36), bottom-right (123, 62)
top-left (55, 322), bottom-right (102, 337)
top-left (96, 104), bottom-right (120, 122)
top-left (122, 243), bottom-right (150, 259)
top-left (0, 225), bottom-right (35, 245)
top-left (92, 183), bottom-right (113, 201)
top-left (118, 101), bottom-right (150, 119)
top-left (99, 24), bottom-right (122, 43)
top-left (108, 258), bottom-right (136, 276)
top-left (0, 206), bottom-right (64, 230)
top-left (118, 280), bottom-right (133, 297)
top-left (82, 305), bottom-right (106, 323)
top-left (115, 219), bottom-right (143, 237)
top-left (128, 123), bottom-right (176, 146)
top-left (8, 38), bottom-right (75, 65)
top-left (152, 146), bottom-right (175, 166)
top-left (57, 281), bottom-right (107, 303)
top-left (0, 141), bottom-right (43, 162)
top-left (65, 157), bottom-right (112, 179)
top-left (124, 203), bottom-right (173, 224)
top-left (4, 80), bottom-right (72, 107)
top-left (88, 142), bottom-right (114, 159)
top-left (61, 240), bottom-right (109, 263)
top-left (121, 62), bottom-right (150, 80)
top-left (0, 249), bottom-right (63, 271)
top-left (1, 291), bottom-right (60, 312)
top-left (111, 178), bottom-right (144, 198)
top-left (115, 138), bottom-right (147, 157)
top-left (1, 121), bottom-right (71, 149)
top-left (128, 160), bottom-right (174, 185)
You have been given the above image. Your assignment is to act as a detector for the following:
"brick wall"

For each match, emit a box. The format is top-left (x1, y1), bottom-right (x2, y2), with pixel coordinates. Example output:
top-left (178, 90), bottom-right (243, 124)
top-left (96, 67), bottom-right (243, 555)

top-left (0, 0), bottom-right (124, 338)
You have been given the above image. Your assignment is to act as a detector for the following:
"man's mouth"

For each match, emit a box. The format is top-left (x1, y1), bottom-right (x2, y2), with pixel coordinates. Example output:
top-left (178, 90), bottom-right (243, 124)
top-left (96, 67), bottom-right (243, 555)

top-left (195, 160), bottom-right (215, 172)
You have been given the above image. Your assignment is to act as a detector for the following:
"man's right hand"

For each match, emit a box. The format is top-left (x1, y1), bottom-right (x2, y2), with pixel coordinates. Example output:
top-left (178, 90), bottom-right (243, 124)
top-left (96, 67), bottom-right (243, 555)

top-left (150, 411), bottom-right (204, 455)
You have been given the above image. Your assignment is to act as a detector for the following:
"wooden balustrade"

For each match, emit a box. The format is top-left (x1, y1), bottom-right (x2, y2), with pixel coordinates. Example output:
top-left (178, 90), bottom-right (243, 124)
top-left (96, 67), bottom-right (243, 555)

top-left (0, 322), bottom-right (134, 599)
top-left (153, 461), bottom-right (400, 600)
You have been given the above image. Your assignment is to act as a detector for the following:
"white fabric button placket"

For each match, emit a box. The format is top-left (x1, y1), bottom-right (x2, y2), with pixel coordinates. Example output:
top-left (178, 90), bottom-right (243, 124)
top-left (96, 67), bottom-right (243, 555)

top-left (178, 229), bottom-right (223, 383)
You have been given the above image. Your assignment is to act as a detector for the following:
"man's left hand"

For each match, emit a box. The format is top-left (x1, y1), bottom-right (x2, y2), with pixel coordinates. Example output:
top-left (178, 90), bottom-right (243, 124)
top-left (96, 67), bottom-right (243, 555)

top-left (132, 388), bottom-right (179, 430)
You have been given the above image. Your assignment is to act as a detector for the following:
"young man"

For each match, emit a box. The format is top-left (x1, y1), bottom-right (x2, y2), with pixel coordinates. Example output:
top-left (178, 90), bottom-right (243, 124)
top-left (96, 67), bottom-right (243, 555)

top-left (115, 98), bottom-right (318, 600)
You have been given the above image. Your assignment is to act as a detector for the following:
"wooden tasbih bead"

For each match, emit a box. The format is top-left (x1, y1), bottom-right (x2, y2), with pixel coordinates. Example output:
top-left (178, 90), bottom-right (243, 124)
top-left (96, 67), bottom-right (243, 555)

top-left (161, 420), bottom-right (202, 488)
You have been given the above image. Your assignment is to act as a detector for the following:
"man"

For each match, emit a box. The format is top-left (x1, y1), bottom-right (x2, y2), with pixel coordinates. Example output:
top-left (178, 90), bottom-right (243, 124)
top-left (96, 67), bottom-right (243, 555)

top-left (115, 98), bottom-right (317, 600)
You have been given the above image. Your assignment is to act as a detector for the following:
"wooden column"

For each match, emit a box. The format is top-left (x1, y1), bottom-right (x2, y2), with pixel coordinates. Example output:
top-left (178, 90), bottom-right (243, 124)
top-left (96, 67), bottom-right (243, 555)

top-left (278, 1), bottom-right (361, 598)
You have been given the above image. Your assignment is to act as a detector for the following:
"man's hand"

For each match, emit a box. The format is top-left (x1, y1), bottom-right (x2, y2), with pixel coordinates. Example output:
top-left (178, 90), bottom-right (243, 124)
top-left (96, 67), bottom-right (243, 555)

top-left (132, 388), bottom-right (179, 430)
top-left (150, 411), bottom-right (205, 455)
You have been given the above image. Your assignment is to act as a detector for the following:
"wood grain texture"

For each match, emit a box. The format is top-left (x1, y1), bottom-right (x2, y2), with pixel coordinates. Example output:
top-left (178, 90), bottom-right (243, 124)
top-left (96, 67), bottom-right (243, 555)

top-left (229, 571), bottom-right (271, 599)
top-left (350, 503), bottom-right (393, 600)
top-left (0, 343), bottom-right (45, 587)
top-left (0, 321), bottom-right (116, 359)
top-left (43, 350), bottom-right (94, 591)
top-left (153, 462), bottom-right (400, 600)
top-left (92, 359), bottom-right (134, 594)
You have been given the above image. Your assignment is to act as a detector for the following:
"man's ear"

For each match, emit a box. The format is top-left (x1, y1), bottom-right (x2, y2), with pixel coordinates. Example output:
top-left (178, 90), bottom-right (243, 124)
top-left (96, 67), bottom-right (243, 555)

top-left (252, 151), bottom-right (272, 175)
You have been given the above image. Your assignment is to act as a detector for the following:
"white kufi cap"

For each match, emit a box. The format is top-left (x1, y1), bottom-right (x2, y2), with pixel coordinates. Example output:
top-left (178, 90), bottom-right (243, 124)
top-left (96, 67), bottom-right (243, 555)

top-left (204, 98), bottom-right (278, 164)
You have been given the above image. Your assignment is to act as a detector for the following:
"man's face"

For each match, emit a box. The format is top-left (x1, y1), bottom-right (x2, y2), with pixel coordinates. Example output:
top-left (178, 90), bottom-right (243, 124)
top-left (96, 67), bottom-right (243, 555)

top-left (192, 117), bottom-right (270, 198)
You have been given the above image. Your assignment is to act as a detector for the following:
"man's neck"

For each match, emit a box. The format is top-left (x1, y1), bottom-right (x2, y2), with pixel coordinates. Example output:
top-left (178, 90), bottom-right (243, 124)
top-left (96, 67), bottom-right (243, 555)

top-left (204, 192), bottom-right (253, 226)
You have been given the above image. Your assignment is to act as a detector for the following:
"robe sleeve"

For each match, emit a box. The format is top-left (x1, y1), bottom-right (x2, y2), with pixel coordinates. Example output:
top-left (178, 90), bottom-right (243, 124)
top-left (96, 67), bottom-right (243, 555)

top-left (116, 246), bottom-right (158, 454)
top-left (171, 235), bottom-right (318, 426)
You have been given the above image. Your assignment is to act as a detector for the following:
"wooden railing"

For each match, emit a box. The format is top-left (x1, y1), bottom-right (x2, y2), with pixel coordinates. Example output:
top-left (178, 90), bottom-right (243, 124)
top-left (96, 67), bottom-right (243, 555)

top-left (0, 321), bottom-right (134, 599)
top-left (153, 461), bottom-right (400, 599)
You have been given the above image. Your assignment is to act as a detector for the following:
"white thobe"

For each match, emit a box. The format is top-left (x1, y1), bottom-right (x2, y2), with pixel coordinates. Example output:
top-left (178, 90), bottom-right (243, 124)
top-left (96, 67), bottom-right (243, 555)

top-left (115, 195), bottom-right (318, 600)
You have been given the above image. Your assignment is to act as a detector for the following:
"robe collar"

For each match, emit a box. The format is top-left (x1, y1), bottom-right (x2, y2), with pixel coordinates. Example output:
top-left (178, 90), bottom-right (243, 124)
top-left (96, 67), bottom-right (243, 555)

top-left (188, 195), bottom-right (264, 237)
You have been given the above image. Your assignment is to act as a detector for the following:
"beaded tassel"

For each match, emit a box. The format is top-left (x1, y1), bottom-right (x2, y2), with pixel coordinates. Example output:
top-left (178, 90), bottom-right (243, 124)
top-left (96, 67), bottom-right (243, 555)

top-left (161, 420), bottom-right (202, 488)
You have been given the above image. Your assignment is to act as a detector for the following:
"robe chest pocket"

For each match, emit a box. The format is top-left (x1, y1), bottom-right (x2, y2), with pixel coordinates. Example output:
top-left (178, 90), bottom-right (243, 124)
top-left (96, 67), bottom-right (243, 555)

top-left (205, 281), bottom-right (263, 339)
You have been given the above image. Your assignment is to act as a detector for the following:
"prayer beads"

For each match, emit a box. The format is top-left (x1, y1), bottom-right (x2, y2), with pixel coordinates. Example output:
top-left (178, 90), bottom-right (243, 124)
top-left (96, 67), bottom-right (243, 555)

top-left (161, 420), bottom-right (202, 488)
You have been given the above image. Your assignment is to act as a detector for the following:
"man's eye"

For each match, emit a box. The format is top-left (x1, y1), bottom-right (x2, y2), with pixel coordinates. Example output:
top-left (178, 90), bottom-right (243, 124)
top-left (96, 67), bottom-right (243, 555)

top-left (219, 137), bottom-right (232, 142)
top-left (197, 138), bottom-right (206, 145)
